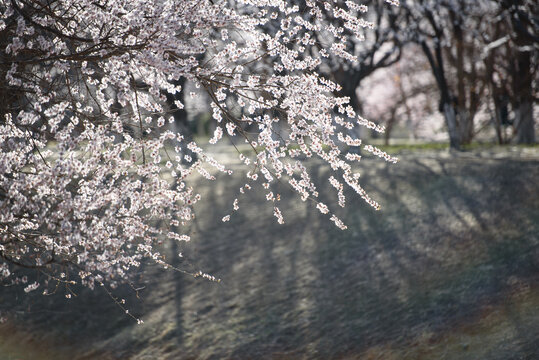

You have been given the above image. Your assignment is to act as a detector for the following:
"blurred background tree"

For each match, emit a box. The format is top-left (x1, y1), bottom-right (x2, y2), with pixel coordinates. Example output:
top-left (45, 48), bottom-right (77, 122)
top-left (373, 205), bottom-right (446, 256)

top-left (184, 0), bottom-right (537, 149)
top-left (358, 0), bottom-right (537, 149)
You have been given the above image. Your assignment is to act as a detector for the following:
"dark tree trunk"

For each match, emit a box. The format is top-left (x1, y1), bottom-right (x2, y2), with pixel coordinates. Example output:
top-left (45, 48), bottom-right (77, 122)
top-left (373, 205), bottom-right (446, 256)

top-left (384, 108), bottom-right (398, 146)
top-left (442, 103), bottom-right (461, 150)
top-left (458, 109), bottom-right (474, 145)
top-left (420, 37), bottom-right (465, 150)
top-left (492, 94), bottom-right (510, 144)
top-left (515, 100), bottom-right (535, 144)
top-left (513, 50), bottom-right (535, 144)
top-left (501, 0), bottom-right (537, 144)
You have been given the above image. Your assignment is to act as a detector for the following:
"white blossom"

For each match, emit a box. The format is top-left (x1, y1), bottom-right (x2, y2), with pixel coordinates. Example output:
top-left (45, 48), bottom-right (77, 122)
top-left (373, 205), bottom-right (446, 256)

top-left (0, 0), bottom-right (397, 298)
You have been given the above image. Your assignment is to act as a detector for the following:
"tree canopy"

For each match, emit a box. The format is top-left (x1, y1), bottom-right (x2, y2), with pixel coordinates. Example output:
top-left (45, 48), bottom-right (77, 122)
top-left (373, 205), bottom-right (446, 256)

top-left (0, 0), bottom-right (399, 303)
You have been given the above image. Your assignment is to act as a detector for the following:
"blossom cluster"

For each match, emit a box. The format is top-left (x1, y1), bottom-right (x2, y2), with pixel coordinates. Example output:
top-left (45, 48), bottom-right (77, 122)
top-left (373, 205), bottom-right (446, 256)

top-left (0, 0), bottom-right (398, 295)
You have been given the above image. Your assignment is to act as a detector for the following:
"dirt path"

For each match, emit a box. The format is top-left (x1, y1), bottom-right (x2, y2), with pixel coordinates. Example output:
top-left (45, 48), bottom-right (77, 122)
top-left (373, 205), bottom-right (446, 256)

top-left (1, 148), bottom-right (538, 359)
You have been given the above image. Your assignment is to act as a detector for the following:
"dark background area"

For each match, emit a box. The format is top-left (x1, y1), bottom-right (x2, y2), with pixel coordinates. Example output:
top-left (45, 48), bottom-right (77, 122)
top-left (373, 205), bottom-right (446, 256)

top-left (1, 148), bottom-right (538, 359)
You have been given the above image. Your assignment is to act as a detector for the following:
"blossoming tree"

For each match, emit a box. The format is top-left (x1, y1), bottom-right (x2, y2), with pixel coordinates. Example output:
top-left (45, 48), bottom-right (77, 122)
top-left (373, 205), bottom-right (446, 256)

top-left (0, 0), bottom-right (399, 305)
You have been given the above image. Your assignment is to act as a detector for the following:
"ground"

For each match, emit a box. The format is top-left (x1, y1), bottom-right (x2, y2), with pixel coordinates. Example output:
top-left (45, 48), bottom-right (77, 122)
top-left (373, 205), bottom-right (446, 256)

top-left (1, 146), bottom-right (538, 359)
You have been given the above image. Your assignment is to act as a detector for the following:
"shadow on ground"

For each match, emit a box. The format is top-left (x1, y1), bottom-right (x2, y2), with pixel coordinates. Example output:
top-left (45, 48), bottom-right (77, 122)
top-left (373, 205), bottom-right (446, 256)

top-left (1, 149), bottom-right (538, 359)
